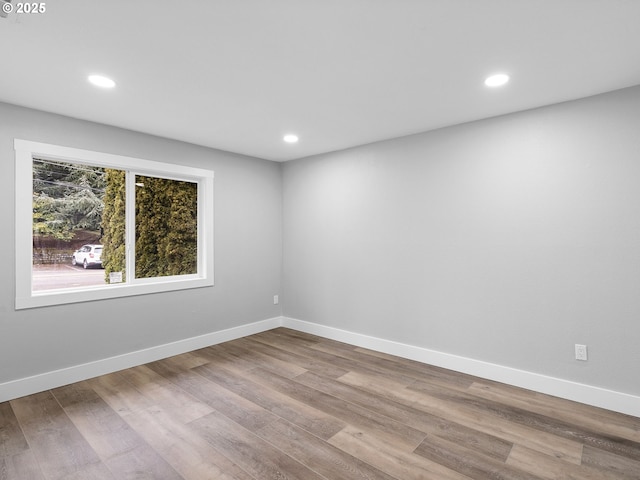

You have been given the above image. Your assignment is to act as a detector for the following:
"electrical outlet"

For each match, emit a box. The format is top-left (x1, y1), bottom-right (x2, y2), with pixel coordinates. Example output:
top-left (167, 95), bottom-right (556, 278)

top-left (575, 344), bottom-right (588, 361)
top-left (273, 295), bottom-right (279, 305)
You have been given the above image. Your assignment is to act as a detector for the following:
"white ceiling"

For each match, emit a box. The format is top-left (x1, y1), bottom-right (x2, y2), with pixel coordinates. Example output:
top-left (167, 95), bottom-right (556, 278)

top-left (2, 0), bottom-right (640, 162)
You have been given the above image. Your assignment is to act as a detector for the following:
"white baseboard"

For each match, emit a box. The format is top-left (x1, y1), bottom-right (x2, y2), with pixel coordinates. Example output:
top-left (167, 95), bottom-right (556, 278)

top-left (0, 316), bottom-right (282, 403)
top-left (282, 317), bottom-right (640, 418)
top-left (3, 315), bottom-right (638, 418)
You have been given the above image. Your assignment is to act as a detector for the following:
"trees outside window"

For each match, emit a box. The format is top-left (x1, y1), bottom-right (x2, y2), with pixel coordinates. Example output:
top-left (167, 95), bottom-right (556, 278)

top-left (100, 172), bottom-right (199, 283)
top-left (16, 139), bottom-right (214, 309)
top-left (32, 159), bottom-right (105, 268)
top-left (101, 169), bottom-right (126, 283)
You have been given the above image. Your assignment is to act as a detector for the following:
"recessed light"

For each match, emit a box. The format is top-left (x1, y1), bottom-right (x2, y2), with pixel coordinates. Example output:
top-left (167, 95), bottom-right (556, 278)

top-left (88, 74), bottom-right (116, 89)
top-left (484, 73), bottom-right (510, 87)
top-left (283, 134), bottom-right (299, 144)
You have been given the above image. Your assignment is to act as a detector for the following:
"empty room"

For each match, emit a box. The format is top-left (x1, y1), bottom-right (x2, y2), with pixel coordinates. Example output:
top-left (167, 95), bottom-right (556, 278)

top-left (1, 1), bottom-right (640, 479)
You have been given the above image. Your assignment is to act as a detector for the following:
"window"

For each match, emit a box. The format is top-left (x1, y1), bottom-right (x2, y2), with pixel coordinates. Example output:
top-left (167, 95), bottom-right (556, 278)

top-left (15, 139), bottom-right (214, 309)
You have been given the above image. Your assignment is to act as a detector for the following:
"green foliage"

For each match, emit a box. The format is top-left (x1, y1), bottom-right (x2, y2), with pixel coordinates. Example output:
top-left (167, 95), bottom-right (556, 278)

top-left (135, 176), bottom-right (198, 278)
top-left (33, 158), bottom-right (106, 196)
top-left (33, 158), bottom-right (198, 280)
top-left (33, 193), bottom-right (73, 240)
top-left (101, 169), bottom-right (126, 283)
top-left (32, 159), bottom-right (105, 240)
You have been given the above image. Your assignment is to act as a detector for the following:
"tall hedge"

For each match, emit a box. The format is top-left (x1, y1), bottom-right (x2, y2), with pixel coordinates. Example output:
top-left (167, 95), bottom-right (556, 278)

top-left (101, 172), bottom-right (198, 282)
top-left (135, 176), bottom-right (198, 278)
top-left (101, 169), bottom-right (126, 283)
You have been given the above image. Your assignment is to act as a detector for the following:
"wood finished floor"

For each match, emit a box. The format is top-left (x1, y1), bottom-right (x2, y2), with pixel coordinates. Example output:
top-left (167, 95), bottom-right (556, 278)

top-left (1, 328), bottom-right (640, 480)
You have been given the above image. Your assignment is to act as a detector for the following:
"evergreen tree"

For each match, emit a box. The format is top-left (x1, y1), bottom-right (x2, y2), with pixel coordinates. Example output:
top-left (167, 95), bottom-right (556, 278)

top-left (32, 159), bottom-right (105, 239)
top-left (164, 180), bottom-right (198, 275)
top-left (101, 173), bottom-right (198, 282)
top-left (101, 169), bottom-right (126, 282)
top-left (32, 193), bottom-right (72, 240)
top-left (135, 176), bottom-right (197, 278)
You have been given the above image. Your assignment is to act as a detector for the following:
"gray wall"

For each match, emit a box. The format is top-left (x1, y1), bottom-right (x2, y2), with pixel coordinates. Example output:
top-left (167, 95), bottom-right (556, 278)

top-left (0, 102), bottom-right (282, 384)
top-left (4, 85), bottom-right (640, 399)
top-left (282, 85), bottom-right (640, 396)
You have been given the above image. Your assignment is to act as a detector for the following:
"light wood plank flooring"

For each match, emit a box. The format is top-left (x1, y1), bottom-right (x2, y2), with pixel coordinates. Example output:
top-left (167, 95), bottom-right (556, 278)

top-left (2, 327), bottom-right (639, 479)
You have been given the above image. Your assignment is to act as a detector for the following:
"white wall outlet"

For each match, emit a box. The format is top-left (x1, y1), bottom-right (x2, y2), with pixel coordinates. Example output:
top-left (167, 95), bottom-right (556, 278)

top-left (273, 295), bottom-right (279, 305)
top-left (575, 344), bottom-right (588, 361)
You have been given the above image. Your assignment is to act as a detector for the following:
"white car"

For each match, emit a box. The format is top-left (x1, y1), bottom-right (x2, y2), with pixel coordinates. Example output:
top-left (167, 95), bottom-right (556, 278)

top-left (71, 244), bottom-right (103, 269)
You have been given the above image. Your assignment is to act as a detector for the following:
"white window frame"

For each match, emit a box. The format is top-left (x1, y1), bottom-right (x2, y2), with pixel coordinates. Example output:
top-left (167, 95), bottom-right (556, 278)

top-left (15, 139), bottom-right (214, 309)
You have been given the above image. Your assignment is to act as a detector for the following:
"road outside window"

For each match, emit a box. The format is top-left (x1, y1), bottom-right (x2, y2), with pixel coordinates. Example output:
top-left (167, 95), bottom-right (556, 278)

top-left (32, 159), bottom-right (111, 291)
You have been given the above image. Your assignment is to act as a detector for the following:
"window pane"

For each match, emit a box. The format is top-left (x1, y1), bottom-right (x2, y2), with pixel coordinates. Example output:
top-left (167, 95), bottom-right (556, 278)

top-left (135, 175), bottom-right (198, 279)
top-left (18, 139), bottom-right (213, 309)
top-left (32, 159), bottom-right (111, 291)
